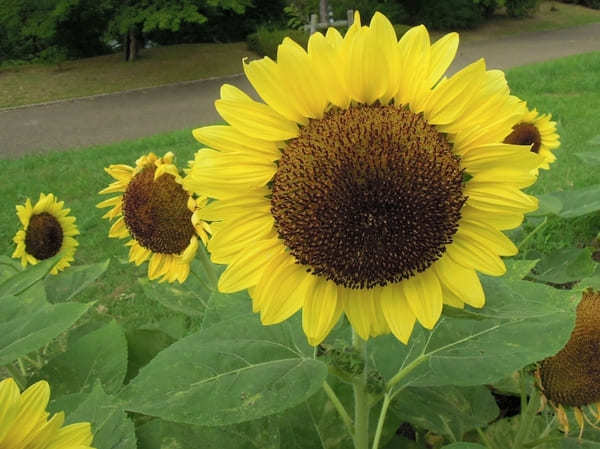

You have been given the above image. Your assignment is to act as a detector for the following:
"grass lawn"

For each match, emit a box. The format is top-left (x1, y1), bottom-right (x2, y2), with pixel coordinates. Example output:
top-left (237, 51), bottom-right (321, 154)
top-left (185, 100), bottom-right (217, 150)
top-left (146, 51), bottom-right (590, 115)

top-left (1, 1), bottom-right (599, 109)
top-left (1, 51), bottom-right (599, 325)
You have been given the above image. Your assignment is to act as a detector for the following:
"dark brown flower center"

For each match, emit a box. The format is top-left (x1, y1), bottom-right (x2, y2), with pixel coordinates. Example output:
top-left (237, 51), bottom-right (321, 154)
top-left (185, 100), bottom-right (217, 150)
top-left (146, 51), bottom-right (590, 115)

top-left (271, 105), bottom-right (466, 289)
top-left (122, 164), bottom-right (195, 254)
top-left (25, 212), bottom-right (63, 260)
top-left (503, 122), bottom-right (542, 154)
top-left (540, 291), bottom-right (600, 407)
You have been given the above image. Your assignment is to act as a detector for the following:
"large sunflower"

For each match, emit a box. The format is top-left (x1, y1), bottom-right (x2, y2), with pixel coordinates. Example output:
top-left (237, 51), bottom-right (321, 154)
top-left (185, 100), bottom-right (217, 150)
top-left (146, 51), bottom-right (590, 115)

top-left (504, 104), bottom-right (560, 170)
top-left (0, 378), bottom-right (94, 449)
top-left (12, 193), bottom-right (79, 275)
top-left (98, 152), bottom-right (209, 283)
top-left (184, 13), bottom-right (545, 345)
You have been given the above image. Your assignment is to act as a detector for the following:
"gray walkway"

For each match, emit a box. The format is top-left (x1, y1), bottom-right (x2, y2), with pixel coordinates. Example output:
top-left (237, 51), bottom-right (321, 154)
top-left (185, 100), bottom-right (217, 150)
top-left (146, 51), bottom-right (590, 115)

top-left (1, 22), bottom-right (599, 158)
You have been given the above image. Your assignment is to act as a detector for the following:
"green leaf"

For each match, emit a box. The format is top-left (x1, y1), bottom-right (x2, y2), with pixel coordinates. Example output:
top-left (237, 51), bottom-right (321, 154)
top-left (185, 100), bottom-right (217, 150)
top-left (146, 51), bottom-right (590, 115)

top-left (0, 256), bottom-right (21, 284)
top-left (120, 315), bottom-right (326, 426)
top-left (391, 385), bottom-right (499, 440)
top-left (505, 259), bottom-right (539, 281)
top-left (67, 382), bottom-right (137, 449)
top-left (531, 248), bottom-right (597, 284)
top-left (529, 193), bottom-right (562, 216)
top-left (553, 185), bottom-right (600, 218)
top-left (0, 295), bottom-right (90, 365)
top-left (125, 328), bottom-right (175, 383)
top-left (371, 276), bottom-right (577, 387)
top-left (138, 275), bottom-right (208, 317)
top-left (587, 135), bottom-right (600, 146)
top-left (45, 259), bottom-right (109, 303)
top-left (159, 418), bottom-right (280, 449)
top-left (0, 256), bottom-right (58, 296)
top-left (38, 320), bottom-right (128, 396)
top-left (441, 444), bottom-right (488, 449)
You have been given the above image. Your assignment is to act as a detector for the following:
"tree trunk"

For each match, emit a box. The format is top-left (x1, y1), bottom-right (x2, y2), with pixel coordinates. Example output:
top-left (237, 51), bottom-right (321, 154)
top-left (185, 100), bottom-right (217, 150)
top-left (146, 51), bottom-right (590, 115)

top-left (319, 0), bottom-right (328, 25)
top-left (128, 28), bottom-right (137, 62)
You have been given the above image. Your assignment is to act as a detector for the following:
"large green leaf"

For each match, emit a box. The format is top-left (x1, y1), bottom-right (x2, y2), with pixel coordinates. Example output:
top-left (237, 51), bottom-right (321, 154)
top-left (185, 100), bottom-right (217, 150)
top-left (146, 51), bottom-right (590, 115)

top-left (530, 248), bottom-right (597, 284)
top-left (120, 314), bottom-right (327, 426)
top-left (45, 259), bottom-right (110, 303)
top-left (125, 328), bottom-right (175, 383)
top-left (371, 276), bottom-right (577, 387)
top-left (158, 418), bottom-right (281, 449)
top-left (575, 152), bottom-right (600, 166)
top-left (0, 256), bottom-right (58, 297)
top-left (0, 295), bottom-right (90, 365)
top-left (391, 385), bottom-right (499, 440)
top-left (0, 256), bottom-right (21, 284)
top-left (38, 320), bottom-right (128, 396)
top-left (138, 275), bottom-right (208, 317)
top-left (67, 382), bottom-right (137, 449)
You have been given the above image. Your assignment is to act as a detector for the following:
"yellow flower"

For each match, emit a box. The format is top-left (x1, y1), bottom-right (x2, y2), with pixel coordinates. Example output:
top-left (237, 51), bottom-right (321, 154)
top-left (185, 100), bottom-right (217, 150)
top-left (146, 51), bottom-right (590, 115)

top-left (537, 290), bottom-right (600, 437)
top-left (12, 193), bottom-right (79, 275)
top-left (504, 104), bottom-right (560, 170)
top-left (98, 152), bottom-right (210, 283)
top-left (184, 13), bottom-right (545, 346)
top-left (0, 378), bottom-right (94, 449)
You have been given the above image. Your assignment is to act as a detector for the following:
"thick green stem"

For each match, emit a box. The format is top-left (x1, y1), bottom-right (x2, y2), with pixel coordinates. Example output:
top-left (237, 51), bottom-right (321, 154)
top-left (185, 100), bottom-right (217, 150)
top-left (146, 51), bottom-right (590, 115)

top-left (197, 246), bottom-right (218, 290)
top-left (371, 392), bottom-right (391, 449)
top-left (386, 353), bottom-right (428, 391)
top-left (352, 330), bottom-right (369, 449)
top-left (513, 384), bottom-right (540, 449)
top-left (323, 381), bottom-right (355, 441)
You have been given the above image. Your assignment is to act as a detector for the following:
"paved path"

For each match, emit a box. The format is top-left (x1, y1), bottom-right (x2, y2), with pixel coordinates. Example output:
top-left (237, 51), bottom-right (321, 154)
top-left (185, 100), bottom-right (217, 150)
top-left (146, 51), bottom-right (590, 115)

top-left (1, 23), bottom-right (599, 158)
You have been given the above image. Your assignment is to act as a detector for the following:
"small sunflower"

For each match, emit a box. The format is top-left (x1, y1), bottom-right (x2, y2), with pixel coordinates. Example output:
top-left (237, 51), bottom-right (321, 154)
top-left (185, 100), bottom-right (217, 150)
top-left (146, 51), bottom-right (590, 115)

top-left (537, 290), bottom-right (600, 437)
top-left (503, 105), bottom-right (560, 170)
top-left (97, 152), bottom-right (209, 283)
top-left (0, 378), bottom-right (95, 449)
top-left (12, 193), bottom-right (79, 275)
top-left (184, 12), bottom-right (545, 346)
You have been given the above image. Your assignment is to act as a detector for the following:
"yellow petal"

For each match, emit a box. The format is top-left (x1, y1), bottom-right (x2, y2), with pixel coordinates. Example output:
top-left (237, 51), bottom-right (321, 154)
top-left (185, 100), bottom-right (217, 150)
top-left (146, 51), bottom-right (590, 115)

top-left (307, 32), bottom-right (350, 109)
top-left (106, 164), bottom-right (134, 182)
top-left (434, 255), bottom-right (485, 308)
top-left (446, 237), bottom-right (506, 276)
top-left (460, 143), bottom-right (544, 173)
top-left (302, 278), bottom-right (341, 346)
top-left (456, 219), bottom-right (518, 256)
top-left (379, 284), bottom-right (417, 344)
top-left (148, 253), bottom-right (168, 280)
top-left (192, 125), bottom-right (280, 160)
top-left (342, 288), bottom-right (375, 340)
top-left (243, 57), bottom-right (309, 125)
top-left (218, 239), bottom-right (284, 293)
top-left (396, 25), bottom-right (431, 108)
top-left (215, 89), bottom-right (298, 141)
top-left (108, 217), bottom-right (129, 239)
top-left (401, 269), bottom-right (443, 330)
top-left (461, 204), bottom-right (524, 231)
top-left (464, 183), bottom-right (538, 214)
top-left (428, 32), bottom-right (459, 88)
top-left (196, 193), bottom-right (271, 221)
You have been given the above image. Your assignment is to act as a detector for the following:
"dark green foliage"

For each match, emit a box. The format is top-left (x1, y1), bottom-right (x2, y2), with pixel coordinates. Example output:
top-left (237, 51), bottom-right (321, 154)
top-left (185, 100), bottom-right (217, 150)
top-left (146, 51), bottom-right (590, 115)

top-left (559, 0), bottom-right (600, 9)
top-left (505, 0), bottom-right (540, 17)
top-left (330, 0), bottom-right (408, 25)
top-left (246, 27), bottom-right (309, 59)
top-left (405, 0), bottom-right (488, 29)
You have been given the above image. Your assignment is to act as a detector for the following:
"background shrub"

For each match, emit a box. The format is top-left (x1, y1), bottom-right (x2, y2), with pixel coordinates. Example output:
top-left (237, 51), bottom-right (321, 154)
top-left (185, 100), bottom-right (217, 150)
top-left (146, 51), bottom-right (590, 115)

top-left (246, 27), bottom-right (309, 59)
top-left (505, 0), bottom-right (541, 17)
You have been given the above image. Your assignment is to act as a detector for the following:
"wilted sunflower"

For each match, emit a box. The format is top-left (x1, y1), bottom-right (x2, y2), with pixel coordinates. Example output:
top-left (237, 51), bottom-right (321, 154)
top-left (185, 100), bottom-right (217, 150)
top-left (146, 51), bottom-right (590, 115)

top-left (503, 105), bottom-right (560, 170)
top-left (184, 12), bottom-right (544, 345)
top-left (98, 152), bottom-right (209, 283)
top-left (538, 290), bottom-right (600, 437)
top-left (0, 378), bottom-right (95, 449)
top-left (12, 193), bottom-right (79, 275)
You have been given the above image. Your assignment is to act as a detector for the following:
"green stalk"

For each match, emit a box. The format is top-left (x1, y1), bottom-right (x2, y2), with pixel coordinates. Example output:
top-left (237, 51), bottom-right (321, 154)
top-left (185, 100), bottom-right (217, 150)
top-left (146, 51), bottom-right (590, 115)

top-left (371, 392), bottom-right (392, 449)
top-left (513, 384), bottom-right (540, 449)
top-left (196, 246), bottom-right (218, 291)
top-left (518, 217), bottom-right (547, 250)
top-left (323, 381), bottom-right (355, 442)
top-left (386, 353), bottom-right (428, 391)
top-left (352, 330), bottom-right (369, 449)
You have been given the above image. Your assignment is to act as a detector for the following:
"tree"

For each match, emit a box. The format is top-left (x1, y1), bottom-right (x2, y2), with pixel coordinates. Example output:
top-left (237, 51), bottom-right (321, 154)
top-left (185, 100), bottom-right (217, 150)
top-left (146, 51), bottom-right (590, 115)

top-left (107, 0), bottom-right (252, 61)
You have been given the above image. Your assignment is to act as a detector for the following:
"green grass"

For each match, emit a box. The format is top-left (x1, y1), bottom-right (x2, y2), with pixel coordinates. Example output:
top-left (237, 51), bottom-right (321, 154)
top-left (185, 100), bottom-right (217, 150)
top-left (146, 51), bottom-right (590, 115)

top-left (1, 52), bottom-right (599, 323)
top-left (1, 2), bottom-right (598, 109)
top-left (0, 42), bottom-right (258, 109)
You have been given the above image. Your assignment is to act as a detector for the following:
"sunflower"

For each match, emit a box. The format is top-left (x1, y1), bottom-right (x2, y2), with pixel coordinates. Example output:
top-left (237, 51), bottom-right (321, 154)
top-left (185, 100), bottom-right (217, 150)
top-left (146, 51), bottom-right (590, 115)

top-left (183, 12), bottom-right (545, 346)
top-left (97, 152), bottom-right (209, 283)
top-left (537, 290), bottom-right (600, 437)
top-left (12, 193), bottom-right (79, 275)
top-left (503, 105), bottom-right (560, 170)
top-left (0, 378), bottom-right (94, 449)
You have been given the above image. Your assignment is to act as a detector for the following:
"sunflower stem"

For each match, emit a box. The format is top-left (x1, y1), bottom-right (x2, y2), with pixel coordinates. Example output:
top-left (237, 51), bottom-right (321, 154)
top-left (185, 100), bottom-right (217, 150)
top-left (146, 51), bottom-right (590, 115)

top-left (323, 381), bottom-right (355, 441)
top-left (517, 217), bottom-right (547, 250)
top-left (352, 330), bottom-right (369, 449)
top-left (371, 392), bottom-right (392, 449)
top-left (386, 353), bottom-right (428, 391)
top-left (513, 382), bottom-right (540, 449)
top-left (197, 246), bottom-right (218, 291)
top-left (476, 427), bottom-right (497, 449)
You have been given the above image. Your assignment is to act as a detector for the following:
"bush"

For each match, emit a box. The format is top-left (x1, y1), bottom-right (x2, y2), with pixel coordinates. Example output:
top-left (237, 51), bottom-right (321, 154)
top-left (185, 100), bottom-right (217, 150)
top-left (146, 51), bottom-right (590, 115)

top-left (246, 27), bottom-right (309, 59)
top-left (331, 0), bottom-right (408, 25)
top-left (409, 0), bottom-right (486, 29)
top-left (559, 0), bottom-right (600, 8)
top-left (505, 0), bottom-right (540, 17)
